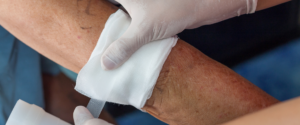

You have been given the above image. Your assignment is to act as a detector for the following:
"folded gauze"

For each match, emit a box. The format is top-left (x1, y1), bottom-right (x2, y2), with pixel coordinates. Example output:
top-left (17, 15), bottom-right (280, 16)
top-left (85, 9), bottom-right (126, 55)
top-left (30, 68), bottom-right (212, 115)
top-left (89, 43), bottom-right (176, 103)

top-left (75, 9), bottom-right (178, 109)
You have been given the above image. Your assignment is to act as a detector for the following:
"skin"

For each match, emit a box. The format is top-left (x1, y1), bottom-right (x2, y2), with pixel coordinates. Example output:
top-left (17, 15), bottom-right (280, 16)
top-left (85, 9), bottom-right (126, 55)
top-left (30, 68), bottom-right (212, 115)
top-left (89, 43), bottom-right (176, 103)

top-left (142, 40), bottom-right (278, 125)
top-left (0, 0), bottom-right (289, 73)
top-left (223, 97), bottom-right (300, 125)
top-left (0, 0), bottom-right (289, 124)
top-left (0, 0), bottom-right (116, 73)
top-left (256, 0), bottom-right (291, 11)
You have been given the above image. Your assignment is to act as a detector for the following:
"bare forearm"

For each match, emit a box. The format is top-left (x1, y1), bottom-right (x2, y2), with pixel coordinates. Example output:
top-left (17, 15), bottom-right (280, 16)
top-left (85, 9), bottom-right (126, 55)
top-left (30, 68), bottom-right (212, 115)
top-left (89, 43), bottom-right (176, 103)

top-left (0, 0), bottom-right (117, 73)
top-left (256, 0), bottom-right (290, 11)
top-left (143, 40), bottom-right (279, 125)
top-left (0, 0), bottom-right (291, 73)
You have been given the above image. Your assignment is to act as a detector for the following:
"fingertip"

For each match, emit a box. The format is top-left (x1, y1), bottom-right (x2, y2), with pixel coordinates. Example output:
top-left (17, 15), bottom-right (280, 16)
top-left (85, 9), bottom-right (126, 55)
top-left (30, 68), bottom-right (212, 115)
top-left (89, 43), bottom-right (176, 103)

top-left (101, 54), bottom-right (118, 70)
top-left (74, 106), bottom-right (94, 125)
top-left (100, 26), bottom-right (147, 71)
top-left (85, 119), bottom-right (114, 125)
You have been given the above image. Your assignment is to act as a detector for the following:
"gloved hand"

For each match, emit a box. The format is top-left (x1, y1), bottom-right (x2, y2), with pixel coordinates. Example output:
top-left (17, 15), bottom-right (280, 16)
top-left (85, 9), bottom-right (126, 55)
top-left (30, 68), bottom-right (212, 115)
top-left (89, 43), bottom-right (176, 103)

top-left (73, 106), bottom-right (113, 125)
top-left (101, 0), bottom-right (258, 70)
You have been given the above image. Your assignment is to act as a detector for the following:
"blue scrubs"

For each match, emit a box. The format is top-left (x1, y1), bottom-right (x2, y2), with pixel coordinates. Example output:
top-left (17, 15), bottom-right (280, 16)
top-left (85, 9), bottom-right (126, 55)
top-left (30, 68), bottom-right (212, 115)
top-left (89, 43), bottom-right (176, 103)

top-left (0, 26), bottom-right (46, 124)
top-left (234, 38), bottom-right (300, 101)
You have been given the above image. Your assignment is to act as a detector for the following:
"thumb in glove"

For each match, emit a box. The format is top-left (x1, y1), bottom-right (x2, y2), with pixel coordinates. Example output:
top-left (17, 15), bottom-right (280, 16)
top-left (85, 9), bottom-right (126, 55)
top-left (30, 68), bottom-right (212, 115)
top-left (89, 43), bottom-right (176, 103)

top-left (73, 106), bottom-right (113, 125)
top-left (101, 21), bottom-right (153, 70)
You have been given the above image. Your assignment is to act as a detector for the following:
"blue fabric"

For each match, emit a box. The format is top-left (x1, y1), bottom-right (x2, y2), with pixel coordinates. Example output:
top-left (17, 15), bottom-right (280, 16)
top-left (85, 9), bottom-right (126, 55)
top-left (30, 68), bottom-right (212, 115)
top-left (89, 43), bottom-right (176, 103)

top-left (233, 38), bottom-right (300, 101)
top-left (116, 111), bottom-right (167, 125)
top-left (41, 56), bottom-right (60, 76)
top-left (0, 26), bottom-right (45, 124)
top-left (59, 65), bottom-right (77, 82)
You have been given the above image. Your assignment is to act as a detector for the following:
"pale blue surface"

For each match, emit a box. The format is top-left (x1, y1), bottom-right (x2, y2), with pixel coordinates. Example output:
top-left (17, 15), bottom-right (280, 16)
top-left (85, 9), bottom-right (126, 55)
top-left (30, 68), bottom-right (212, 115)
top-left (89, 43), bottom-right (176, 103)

top-left (233, 38), bottom-right (300, 101)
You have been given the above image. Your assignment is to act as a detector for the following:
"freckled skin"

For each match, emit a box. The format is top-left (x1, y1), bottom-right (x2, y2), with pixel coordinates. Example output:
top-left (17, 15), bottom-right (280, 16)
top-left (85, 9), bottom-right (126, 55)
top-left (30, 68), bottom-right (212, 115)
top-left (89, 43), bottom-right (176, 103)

top-left (0, 0), bottom-right (117, 73)
top-left (0, 0), bottom-right (287, 124)
top-left (143, 40), bottom-right (279, 125)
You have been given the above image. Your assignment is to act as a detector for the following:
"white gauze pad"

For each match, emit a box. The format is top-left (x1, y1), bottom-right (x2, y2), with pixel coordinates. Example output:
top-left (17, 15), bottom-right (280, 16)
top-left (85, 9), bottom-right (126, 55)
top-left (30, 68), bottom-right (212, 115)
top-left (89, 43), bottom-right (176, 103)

top-left (75, 9), bottom-right (178, 109)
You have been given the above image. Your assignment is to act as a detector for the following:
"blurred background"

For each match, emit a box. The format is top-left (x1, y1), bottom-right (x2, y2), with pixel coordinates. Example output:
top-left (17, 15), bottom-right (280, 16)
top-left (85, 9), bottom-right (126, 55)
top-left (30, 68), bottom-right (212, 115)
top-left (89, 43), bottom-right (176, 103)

top-left (1, 0), bottom-right (300, 125)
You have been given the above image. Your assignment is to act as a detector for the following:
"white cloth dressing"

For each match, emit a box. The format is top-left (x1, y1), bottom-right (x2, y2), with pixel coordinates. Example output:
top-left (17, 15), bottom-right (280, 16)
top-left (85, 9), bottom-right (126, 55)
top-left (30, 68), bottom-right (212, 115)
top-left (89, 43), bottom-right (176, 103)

top-left (100, 0), bottom-right (258, 70)
top-left (6, 100), bottom-right (70, 125)
top-left (75, 9), bottom-right (178, 109)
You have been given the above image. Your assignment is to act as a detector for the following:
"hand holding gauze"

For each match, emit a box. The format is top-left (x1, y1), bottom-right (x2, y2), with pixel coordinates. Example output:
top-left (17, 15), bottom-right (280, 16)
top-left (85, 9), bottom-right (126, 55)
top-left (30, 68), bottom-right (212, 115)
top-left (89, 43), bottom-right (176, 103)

top-left (101, 0), bottom-right (257, 70)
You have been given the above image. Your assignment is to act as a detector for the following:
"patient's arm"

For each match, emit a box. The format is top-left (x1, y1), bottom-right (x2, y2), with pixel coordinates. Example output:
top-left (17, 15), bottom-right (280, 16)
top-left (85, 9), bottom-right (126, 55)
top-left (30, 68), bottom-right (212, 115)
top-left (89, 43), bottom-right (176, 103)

top-left (0, 0), bottom-right (117, 73)
top-left (0, 0), bottom-right (290, 73)
top-left (0, 0), bottom-right (279, 124)
top-left (143, 40), bottom-right (279, 125)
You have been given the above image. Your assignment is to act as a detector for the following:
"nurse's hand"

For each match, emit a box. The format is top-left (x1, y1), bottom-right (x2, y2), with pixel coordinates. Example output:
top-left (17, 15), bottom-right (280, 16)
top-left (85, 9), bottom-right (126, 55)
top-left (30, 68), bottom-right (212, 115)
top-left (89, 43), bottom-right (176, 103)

top-left (73, 106), bottom-right (113, 125)
top-left (101, 0), bottom-right (258, 70)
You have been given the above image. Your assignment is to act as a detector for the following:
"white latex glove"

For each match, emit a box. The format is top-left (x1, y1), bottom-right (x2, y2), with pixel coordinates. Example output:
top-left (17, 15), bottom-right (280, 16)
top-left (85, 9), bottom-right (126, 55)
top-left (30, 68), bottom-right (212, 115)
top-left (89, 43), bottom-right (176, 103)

top-left (73, 106), bottom-right (113, 125)
top-left (101, 0), bottom-right (258, 70)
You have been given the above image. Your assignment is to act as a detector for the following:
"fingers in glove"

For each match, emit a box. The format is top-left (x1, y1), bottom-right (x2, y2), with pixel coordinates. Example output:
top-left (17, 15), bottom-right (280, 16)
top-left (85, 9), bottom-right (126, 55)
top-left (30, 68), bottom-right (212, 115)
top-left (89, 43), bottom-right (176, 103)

top-left (84, 119), bottom-right (114, 125)
top-left (74, 106), bottom-right (94, 125)
top-left (73, 106), bottom-right (113, 125)
top-left (101, 23), bottom-right (151, 70)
